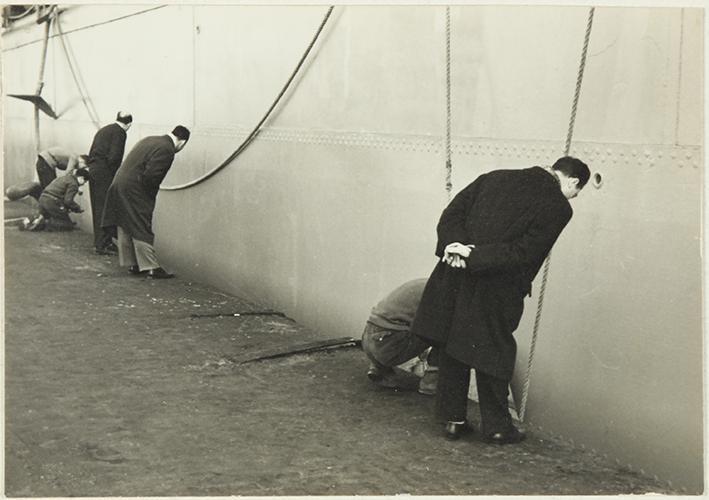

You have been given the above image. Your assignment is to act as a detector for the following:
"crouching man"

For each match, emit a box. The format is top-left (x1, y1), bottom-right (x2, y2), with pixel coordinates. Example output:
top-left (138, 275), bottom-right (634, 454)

top-left (24, 165), bottom-right (90, 231)
top-left (6, 146), bottom-right (83, 202)
top-left (362, 278), bottom-right (439, 395)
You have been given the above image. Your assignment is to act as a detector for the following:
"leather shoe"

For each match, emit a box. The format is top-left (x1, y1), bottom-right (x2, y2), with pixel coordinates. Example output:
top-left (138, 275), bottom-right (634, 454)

top-left (444, 421), bottom-right (473, 441)
top-left (483, 426), bottom-right (526, 445)
top-left (146, 267), bottom-right (174, 279)
top-left (128, 265), bottom-right (147, 275)
top-left (417, 368), bottom-right (438, 395)
top-left (20, 215), bottom-right (45, 231)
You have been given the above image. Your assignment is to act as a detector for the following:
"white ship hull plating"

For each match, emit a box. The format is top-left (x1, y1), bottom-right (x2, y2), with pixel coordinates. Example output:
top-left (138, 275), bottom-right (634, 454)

top-left (2, 4), bottom-right (703, 492)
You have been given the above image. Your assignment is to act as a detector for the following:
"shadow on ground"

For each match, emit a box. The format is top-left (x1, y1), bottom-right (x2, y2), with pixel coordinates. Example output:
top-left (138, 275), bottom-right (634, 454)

top-left (4, 201), bottom-right (677, 496)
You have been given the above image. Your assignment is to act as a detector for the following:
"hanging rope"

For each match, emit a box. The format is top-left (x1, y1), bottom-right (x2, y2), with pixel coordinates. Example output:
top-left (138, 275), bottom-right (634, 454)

top-left (674, 8), bottom-right (685, 146)
top-left (161, 5), bottom-right (335, 191)
top-left (445, 6), bottom-right (453, 199)
top-left (55, 11), bottom-right (101, 129)
top-left (563, 8), bottom-right (594, 155)
top-left (518, 6), bottom-right (595, 423)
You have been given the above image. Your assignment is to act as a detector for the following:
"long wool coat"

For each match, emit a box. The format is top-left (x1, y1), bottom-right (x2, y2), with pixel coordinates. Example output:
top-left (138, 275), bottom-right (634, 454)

top-left (87, 122), bottom-right (127, 239)
top-left (88, 122), bottom-right (127, 176)
top-left (411, 167), bottom-right (572, 381)
top-left (101, 135), bottom-right (176, 244)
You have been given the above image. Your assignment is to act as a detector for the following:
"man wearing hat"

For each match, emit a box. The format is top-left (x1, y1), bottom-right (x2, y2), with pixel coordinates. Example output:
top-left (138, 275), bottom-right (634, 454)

top-left (87, 111), bottom-right (133, 255)
top-left (101, 125), bottom-right (190, 279)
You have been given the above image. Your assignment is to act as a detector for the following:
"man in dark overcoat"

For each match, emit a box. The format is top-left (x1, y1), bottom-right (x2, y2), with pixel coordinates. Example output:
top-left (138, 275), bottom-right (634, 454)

top-left (411, 156), bottom-right (590, 444)
top-left (87, 111), bottom-right (133, 255)
top-left (101, 125), bottom-right (190, 279)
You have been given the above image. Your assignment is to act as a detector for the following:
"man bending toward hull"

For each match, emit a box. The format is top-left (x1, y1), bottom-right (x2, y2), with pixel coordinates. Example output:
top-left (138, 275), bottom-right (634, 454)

top-left (411, 157), bottom-right (590, 444)
top-left (87, 111), bottom-right (133, 255)
top-left (101, 126), bottom-right (190, 279)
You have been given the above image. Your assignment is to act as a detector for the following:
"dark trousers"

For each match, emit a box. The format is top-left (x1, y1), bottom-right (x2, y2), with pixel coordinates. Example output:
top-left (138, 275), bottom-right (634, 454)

top-left (88, 166), bottom-right (116, 249)
top-left (436, 350), bottom-right (512, 434)
top-left (38, 195), bottom-right (74, 230)
top-left (362, 322), bottom-right (439, 369)
top-left (31, 157), bottom-right (56, 200)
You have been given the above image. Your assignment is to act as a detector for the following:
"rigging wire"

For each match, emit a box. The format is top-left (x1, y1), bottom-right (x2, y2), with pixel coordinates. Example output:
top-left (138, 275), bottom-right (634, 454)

top-left (518, 6), bottom-right (596, 423)
top-left (54, 10), bottom-right (102, 129)
top-left (161, 5), bottom-right (335, 191)
top-left (3, 6), bottom-right (168, 52)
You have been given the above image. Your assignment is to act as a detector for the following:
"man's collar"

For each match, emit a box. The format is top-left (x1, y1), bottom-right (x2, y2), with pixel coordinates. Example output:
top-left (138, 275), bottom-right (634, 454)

top-left (543, 166), bottom-right (561, 187)
top-left (115, 121), bottom-right (130, 131)
top-left (167, 133), bottom-right (178, 148)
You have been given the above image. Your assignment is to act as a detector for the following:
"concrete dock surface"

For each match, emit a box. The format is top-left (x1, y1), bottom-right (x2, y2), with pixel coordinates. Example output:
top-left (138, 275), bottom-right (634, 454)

top-left (4, 201), bottom-right (678, 496)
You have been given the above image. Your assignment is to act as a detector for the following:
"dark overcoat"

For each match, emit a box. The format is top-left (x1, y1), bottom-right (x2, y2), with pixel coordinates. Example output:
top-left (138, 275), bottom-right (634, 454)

top-left (411, 167), bottom-right (572, 381)
top-left (88, 122), bottom-right (127, 176)
top-left (101, 135), bottom-right (175, 244)
top-left (87, 122), bottom-right (127, 243)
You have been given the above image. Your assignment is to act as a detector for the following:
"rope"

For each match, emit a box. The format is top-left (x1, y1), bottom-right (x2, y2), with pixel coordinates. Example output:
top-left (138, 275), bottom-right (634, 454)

top-left (564, 7), bottom-right (595, 155)
top-left (3, 6), bottom-right (168, 52)
top-left (674, 8), bottom-right (685, 146)
top-left (518, 6), bottom-right (595, 423)
top-left (55, 11), bottom-right (101, 129)
top-left (161, 5), bottom-right (335, 191)
top-left (445, 6), bottom-right (453, 199)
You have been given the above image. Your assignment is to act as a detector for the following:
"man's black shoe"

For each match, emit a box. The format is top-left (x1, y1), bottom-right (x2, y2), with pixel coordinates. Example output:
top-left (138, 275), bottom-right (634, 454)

top-left (146, 267), bottom-right (174, 279)
top-left (444, 421), bottom-right (474, 441)
top-left (483, 426), bottom-right (526, 445)
top-left (128, 265), bottom-right (147, 275)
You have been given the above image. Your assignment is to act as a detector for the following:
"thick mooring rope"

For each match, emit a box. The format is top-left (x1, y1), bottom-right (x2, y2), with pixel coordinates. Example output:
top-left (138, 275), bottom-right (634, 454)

top-left (518, 6), bottom-right (595, 422)
top-left (445, 6), bottom-right (453, 199)
top-left (161, 5), bottom-right (335, 191)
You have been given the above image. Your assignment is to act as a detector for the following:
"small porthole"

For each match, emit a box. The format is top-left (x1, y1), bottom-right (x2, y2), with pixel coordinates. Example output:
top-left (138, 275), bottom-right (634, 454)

top-left (592, 172), bottom-right (603, 189)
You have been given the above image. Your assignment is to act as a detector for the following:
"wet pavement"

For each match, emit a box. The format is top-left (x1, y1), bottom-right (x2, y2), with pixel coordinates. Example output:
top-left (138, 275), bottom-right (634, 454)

top-left (4, 200), bottom-right (678, 496)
